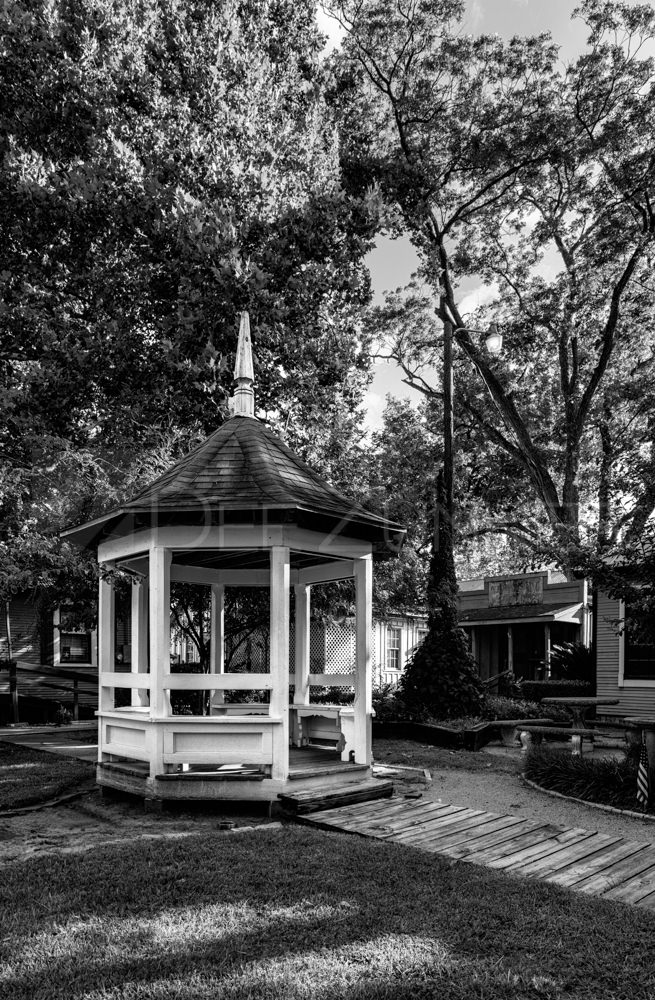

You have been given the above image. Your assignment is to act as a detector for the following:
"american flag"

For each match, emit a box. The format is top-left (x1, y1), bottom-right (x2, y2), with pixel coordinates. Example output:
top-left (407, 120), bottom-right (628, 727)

top-left (637, 740), bottom-right (650, 809)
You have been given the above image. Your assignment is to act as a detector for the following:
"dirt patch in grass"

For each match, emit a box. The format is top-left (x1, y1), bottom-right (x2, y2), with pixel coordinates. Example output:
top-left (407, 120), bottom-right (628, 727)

top-left (374, 738), bottom-right (522, 775)
top-left (0, 742), bottom-right (95, 812)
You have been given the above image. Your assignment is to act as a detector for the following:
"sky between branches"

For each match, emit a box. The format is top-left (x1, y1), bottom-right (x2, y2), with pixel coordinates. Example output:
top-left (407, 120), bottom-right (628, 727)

top-left (317, 1), bottom-right (599, 429)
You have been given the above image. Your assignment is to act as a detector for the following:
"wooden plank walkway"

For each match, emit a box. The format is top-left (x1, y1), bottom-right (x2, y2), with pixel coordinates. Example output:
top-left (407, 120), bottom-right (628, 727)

top-left (303, 797), bottom-right (655, 909)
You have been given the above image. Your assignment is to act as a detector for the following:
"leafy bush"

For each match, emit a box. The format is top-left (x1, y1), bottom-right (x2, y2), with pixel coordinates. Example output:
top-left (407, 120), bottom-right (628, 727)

top-left (517, 678), bottom-right (593, 702)
top-left (524, 745), bottom-right (651, 813)
top-left (481, 694), bottom-right (548, 721)
top-left (372, 683), bottom-right (409, 722)
top-left (549, 642), bottom-right (596, 685)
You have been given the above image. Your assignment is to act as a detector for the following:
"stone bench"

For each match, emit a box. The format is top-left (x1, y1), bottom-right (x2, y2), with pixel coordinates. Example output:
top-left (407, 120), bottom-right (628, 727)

top-left (518, 724), bottom-right (597, 756)
top-left (491, 718), bottom-right (554, 747)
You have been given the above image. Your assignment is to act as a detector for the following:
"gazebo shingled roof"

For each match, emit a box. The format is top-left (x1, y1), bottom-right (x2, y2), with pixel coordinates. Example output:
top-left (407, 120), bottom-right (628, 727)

top-left (63, 318), bottom-right (405, 556)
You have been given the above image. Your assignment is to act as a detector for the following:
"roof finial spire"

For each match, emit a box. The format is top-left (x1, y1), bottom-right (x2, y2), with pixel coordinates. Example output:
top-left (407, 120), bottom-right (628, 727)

top-left (231, 311), bottom-right (255, 417)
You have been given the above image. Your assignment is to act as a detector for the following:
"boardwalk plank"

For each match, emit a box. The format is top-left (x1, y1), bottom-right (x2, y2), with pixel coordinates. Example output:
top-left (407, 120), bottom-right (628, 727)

top-left (458, 823), bottom-right (569, 865)
top-left (310, 798), bottom-right (406, 826)
top-left (321, 802), bottom-right (464, 837)
top-left (391, 808), bottom-right (489, 844)
top-left (407, 814), bottom-right (525, 853)
top-left (544, 841), bottom-right (650, 888)
top-left (602, 869), bottom-right (655, 905)
top-left (361, 802), bottom-right (468, 836)
top-left (442, 818), bottom-right (535, 859)
top-left (577, 848), bottom-right (655, 896)
top-left (509, 834), bottom-right (624, 878)
top-left (485, 829), bottom-right (594, 871)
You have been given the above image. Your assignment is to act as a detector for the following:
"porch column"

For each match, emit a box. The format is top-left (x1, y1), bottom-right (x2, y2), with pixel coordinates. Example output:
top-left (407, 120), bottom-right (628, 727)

top-left (544, 623), bottom-right (551, 679)
top-left (149, 546), bottom-right (171, 721)
top-left (269, 546), bottom-right (290, 781)
top-left (293, 584), bottom-right (311, 706)
top-left (210, 584), bottom-right (225, 710)
top-left (354, 555), bottom-right (373, 765)
top-left (507, 625), bottom-right (514, 674)
top-left (131, 578), bottom-right (149, 708)
top-left (98, 574), bottom-right (115, 721)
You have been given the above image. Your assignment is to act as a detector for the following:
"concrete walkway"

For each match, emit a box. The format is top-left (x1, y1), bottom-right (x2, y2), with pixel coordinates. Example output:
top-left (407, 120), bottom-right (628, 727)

top-left (0, 724), bottom-right (98, 762)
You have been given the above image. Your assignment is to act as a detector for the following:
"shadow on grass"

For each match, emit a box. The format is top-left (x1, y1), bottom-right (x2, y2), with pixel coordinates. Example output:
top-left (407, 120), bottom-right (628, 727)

top-left (2, 825), bottom-right (655, 998)
top-left (0, 742), bottom-right (95, 811)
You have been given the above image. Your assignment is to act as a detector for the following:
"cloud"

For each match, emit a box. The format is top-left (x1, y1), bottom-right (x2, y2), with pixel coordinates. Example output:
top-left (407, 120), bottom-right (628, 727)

top-left (457, 283), bottom-right (500, 321)
top-left (361, 389), bottom-right (386, 432)
top-left (467, 1), bottom-right (484, 28)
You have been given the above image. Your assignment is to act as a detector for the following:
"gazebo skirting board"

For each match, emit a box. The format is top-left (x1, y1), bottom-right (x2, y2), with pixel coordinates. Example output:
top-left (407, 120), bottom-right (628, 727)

top-left (95, 711), bottom-right (374, 803)
top-left (97, 744), bottom-right (373, 804)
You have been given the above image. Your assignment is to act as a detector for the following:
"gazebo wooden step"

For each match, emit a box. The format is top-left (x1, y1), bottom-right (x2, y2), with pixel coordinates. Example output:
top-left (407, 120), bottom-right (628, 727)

top-left (156, 771), bottom-right (266, 782)
top-left (288, 762), bottom-right (369, 781)
top-left (279, 779), bottom-right (394, 815)
top-left (98, 761), bottom-right (149, 778)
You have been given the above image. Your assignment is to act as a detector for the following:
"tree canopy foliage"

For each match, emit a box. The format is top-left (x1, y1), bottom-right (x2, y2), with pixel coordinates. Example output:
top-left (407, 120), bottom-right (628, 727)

top-left (330, 0), bottom-right (655, 576)
top-left (1, 0), bottom-right (377, 608)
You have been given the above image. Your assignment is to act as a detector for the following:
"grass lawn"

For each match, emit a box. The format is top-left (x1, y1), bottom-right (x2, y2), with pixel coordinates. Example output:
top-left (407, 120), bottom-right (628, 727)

top-left (0, 741), bottom-right (95, 812)
top-left (2, 823), bottom-right (655, 999)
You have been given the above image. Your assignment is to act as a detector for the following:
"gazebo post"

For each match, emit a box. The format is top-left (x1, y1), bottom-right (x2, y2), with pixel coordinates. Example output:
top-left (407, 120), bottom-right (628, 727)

top-left (210, 583), bottom-right (225, 710)
top-left (353, 555), bottom-right (373, 764)
top-left (149, 545), bottom-right (171, 777)
top-left (131, 577), bottom-right (149, 708)
top-left (98, 573), bottom-right (115, 716)
top-left (293, 583), bottom-right (311, 706)
top-left (291, 582), bottom-right (311, 747)
top-left (270, 546), bottom-right (290, 780)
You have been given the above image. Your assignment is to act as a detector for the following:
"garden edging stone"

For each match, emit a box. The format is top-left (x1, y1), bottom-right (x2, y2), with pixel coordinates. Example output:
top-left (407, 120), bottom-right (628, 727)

top-left (520, 773), bottom-right (655, 822)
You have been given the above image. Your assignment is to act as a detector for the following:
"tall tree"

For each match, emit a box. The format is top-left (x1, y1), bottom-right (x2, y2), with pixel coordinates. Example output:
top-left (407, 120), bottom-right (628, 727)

top-left (1, 0), bottom-right (377, 606)
top-left (329, 0), bottom-right (655, 570)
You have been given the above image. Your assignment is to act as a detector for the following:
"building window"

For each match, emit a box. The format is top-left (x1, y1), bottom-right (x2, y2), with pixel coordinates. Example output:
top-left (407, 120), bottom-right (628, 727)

top-left (386, 627), bottom-right (401, 672)
top-left (622, 601), bottom-right (655, 680)
top-left (60, 632), bottom-right (92, 663)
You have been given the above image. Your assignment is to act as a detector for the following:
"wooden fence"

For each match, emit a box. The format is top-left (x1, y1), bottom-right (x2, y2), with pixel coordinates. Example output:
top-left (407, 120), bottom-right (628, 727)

top-left (0, 661), bottom-right (98, 723)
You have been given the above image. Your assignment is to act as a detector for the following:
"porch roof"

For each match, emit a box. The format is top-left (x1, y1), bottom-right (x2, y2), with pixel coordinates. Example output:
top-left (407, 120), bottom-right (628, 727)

top-left (459, 602), bottom-right (584, 627)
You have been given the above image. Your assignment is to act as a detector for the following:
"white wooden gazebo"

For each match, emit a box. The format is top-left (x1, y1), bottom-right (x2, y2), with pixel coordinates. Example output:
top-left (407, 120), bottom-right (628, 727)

top-left (63, 314), bottom-right (405, 808)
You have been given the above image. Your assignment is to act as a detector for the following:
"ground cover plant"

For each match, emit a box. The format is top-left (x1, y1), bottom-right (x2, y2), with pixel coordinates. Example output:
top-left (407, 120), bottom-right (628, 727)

top-left (524, 745), bottom-right (653, 815)
top-left (2, 822), bottom-right (655, 1000)
top-left (0, 742), bottom-right (94, 812)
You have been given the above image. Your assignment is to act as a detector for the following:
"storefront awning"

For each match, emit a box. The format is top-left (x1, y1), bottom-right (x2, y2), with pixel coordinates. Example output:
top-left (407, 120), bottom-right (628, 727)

top-left (459, 602), bottom-right (584, 627)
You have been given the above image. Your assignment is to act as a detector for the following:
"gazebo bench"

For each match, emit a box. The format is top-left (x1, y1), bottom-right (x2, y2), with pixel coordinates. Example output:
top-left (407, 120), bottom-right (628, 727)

top-left (517, 724), bottom-right (597, 756)
top-left (491, 718), bottom-right (554, 747)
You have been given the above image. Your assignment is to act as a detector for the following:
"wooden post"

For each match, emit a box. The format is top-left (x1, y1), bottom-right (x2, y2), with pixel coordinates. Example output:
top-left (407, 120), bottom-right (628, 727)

top-left (131, 578), bottom-right (150, 708)
top-left (354, 555), bottom-right (373, 765)
top-left (210, 584), bottom-right (225, 711)
top-left (98, 574), bottom-right (115, 716)
top-left (149, 546), bottom-right (171, 723)
top-left (293, 584), bottom-right (310, 706)
top-left (507, 624), bottom-right (514, 674)
top-left (269, 546), bottom-right (290, 781)
top-left (291, 583), bottom-right (311, 747)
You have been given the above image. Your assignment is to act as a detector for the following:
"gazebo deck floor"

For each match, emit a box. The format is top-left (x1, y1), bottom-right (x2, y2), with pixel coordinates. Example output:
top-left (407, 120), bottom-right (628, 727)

top-left (98, 746), bottom-right (364, 782)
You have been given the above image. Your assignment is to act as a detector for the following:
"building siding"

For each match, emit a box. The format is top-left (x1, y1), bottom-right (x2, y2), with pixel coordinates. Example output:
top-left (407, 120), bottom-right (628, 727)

top-left (596, 591), bottom-right (655, 719)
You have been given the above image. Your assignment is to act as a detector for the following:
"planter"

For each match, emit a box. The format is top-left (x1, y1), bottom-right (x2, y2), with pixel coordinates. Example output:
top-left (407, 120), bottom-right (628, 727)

top-left (372, 720), bottom-right (463, 749)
